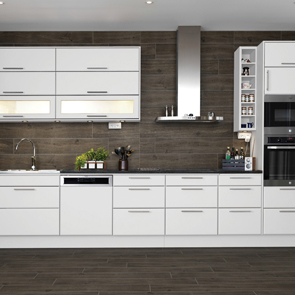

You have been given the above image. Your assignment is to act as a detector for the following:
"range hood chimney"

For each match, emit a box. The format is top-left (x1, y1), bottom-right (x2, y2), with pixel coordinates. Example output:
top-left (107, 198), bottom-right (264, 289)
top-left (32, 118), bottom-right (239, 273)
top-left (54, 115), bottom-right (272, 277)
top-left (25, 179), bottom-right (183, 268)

top-left (155, 26), bottom-right (223, 123)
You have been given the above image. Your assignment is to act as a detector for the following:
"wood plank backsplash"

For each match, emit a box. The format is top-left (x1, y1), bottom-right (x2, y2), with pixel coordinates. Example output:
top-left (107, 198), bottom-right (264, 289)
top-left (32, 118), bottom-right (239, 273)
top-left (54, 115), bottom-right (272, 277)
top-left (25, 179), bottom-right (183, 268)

top-left (0, 31), bottom-right (293, 170)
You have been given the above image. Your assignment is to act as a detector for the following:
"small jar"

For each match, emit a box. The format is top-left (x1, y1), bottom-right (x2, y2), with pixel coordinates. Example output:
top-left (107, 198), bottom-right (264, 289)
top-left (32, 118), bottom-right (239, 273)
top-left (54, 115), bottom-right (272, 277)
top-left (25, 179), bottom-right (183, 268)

top-left (245, 95), bottom-right (250, 102)
top-left (241, 94), bottom-right (246, 102)
top-left (248, 107), bottom-right (253, 115)
top-left (249, 94), bottom-right (255, 102)
top-left (242, 107), bottom-right (247, 115)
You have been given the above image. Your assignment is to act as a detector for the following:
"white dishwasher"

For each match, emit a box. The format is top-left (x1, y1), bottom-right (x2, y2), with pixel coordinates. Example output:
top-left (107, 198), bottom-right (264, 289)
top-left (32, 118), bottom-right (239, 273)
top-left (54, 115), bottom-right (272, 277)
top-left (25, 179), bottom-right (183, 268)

top-left (60, 175), bottom-right (112, 235)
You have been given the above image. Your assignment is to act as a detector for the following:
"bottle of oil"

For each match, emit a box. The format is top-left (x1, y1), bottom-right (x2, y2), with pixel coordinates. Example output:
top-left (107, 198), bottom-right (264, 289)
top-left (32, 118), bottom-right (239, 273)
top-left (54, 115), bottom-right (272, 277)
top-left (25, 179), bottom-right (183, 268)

top-left (240, 147), bottom-right (245, 159)
top-left (235, 148), bottom-right (239, 159)
top-left (225, 147), bottom-right (231, 160)
top-left (230, 147), bottom-right (235, 159)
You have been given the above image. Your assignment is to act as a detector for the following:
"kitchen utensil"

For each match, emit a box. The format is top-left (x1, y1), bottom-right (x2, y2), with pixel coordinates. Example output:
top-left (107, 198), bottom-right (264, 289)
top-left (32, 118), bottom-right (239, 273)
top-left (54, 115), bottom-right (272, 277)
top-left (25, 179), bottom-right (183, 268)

top-left (120, 146), bottom-right (125, 160)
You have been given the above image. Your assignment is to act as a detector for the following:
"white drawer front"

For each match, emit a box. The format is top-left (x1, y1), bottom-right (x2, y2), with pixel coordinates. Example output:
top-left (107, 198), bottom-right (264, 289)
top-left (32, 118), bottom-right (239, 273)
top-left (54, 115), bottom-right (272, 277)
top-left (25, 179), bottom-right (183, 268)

top-left (56, 72), bottom-right (139, 95)
top-left (219, 186), bottom-right (261, 208)
top-left (264, 187), bottom-right (295, 208)
top-left (218, 209), bottom-right (261, 235)
top-left (56, 48), bottom-right (140, 71)
top-left (219, 174), bottom-right (262, 186)
top-left (113, 175), bottom-right (165, 186)
top-left (166, 175), bottom-right (218, 186)
top-left (0, 209), bottom-right (59, 235)
top-left (113, 209), bottom-right (164, 235)
top-left (0, 48), bottom-right (55, 71)
top-left (166, 186), bottom-right (217, 208)
top-left (113, 187), bottom-right (165, 208)
top-left (0, 175), bottom-right (59, 186)
top-left (0, 187), bottom-right (59, 208)
top-left (166, 209), bottom-right (217, 235)
top-left (264, 209), bottom-right (295, 234)
top-left (0, 73), bottom-right (55, 95)
top-left (265, 43), bottom-right (295, 67)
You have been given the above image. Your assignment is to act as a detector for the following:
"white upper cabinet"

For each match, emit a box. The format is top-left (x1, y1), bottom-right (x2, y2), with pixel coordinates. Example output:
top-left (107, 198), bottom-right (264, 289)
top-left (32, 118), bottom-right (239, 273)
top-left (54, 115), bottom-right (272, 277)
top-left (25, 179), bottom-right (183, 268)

top-left (56, 48), bottom-right (140, 71)
top-left (265, 43), bottom-right (295, 67)
top-left (0, 48), bottom-right (55, 71)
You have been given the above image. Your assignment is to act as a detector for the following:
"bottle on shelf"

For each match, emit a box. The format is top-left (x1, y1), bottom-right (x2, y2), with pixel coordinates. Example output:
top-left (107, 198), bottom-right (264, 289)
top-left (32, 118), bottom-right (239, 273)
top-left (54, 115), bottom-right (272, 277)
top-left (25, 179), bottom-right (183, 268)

top-left (240, 147), bottom-right (245, 159)
top-left (235, 149), bottom-right (239, 160)
top-left (225, 147), bottom-right (231, 160)
top-left (230, 147), bottom-right (235, 159)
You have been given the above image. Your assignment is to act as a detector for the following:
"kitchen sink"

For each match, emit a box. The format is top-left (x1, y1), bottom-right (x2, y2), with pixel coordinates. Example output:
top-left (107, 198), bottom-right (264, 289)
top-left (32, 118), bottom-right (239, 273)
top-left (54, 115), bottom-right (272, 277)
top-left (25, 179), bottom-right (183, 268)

top-left (0, 170), bottom-right (60, 174)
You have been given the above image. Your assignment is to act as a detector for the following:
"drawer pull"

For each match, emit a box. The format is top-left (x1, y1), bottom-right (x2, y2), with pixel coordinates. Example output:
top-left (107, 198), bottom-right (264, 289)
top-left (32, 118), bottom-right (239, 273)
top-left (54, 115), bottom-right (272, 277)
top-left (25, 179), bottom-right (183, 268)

top-left (3, 115), bottom-right (24, 118)
top-left (128, 188), bottom-right (150, 191)
top-left (280, 188), bottom-right (295, 190)
top-left (229, 177), bottom-right (251, 179)
top-left (279, 210), bottom-right (295, 213)
top-left (128, 210), bottom-right (150, 213)
top-left (14, 188), bottom-right (35, 191)
top-left (87, 67), bottom-right (108, 70)
top-left (229, 210), bottom-right (251, 213)
top-left (281, 63), bottom-right (295, 65)
top-left (266, 70), bottom-right (269, 91)
top-left (87, 115), bottom-right (107, 118)
top-left (129, 177), bottom-right (151, 179)
top-left (87, 91), bottom-right (108, 94)
top-left (181, 188), bottom-right (203, 190)
top-left (181, 210), bottom-right (203, 213)
top-left (182, 177), bottom-right (203, 179)
top-left (3, 67), bottom-right (24, 70)
top-left (3, 91), bottom-right (24, 94)
top-left (229, 188), bottom-right (251, 190)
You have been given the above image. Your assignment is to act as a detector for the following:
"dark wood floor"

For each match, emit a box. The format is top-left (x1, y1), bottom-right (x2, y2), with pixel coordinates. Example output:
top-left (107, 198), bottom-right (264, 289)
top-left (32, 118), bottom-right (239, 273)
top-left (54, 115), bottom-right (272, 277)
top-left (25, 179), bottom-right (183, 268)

top-left (0, 247), bottom-right (295, 294)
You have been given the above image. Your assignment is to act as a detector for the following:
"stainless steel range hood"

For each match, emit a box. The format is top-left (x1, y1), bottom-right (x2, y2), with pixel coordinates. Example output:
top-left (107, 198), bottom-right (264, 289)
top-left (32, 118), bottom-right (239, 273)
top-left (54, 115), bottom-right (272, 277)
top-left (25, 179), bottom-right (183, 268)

top-left (155, 26), bottom-right (223, 123)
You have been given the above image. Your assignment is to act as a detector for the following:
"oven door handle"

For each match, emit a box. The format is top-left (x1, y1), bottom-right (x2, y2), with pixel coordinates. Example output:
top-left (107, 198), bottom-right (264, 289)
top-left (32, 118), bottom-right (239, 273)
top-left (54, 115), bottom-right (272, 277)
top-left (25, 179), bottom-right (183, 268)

top-left (267, 146), bottom-right (295, 149)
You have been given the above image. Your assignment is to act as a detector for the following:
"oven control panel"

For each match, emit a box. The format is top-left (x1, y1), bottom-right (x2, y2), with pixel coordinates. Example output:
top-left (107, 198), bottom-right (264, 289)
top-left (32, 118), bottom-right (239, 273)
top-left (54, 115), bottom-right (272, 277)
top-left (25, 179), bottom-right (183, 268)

top-left (268, 137), bottom-right (294, 143)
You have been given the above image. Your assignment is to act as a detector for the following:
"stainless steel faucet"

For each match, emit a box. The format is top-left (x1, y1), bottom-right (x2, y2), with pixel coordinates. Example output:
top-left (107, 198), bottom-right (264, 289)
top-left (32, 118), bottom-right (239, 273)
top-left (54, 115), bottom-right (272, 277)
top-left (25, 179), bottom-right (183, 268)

top-left (15, 138), bottom-right (36, 171)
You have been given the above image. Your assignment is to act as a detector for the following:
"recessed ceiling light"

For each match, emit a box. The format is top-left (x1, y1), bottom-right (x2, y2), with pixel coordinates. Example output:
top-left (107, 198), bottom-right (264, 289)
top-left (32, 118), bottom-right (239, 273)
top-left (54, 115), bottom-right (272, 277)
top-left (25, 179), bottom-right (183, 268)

top-left (146, 1), bottom-right (153, 4)
top-left (0, 2), bottom-right (5, 5)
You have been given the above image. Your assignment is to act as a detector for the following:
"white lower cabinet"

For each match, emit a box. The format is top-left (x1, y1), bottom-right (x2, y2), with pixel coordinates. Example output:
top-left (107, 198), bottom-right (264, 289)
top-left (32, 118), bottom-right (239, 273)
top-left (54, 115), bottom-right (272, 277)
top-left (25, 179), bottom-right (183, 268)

top-left (113, 209), bottom-right (165, 235)
top-left (219, 209), bottom-right (261, 235)
top-left (60, 187), bottom-right (112, 235)
top-left (0, 209), bottom-right (59, 235)
top-left (166, 209), bottom-right (217, 235)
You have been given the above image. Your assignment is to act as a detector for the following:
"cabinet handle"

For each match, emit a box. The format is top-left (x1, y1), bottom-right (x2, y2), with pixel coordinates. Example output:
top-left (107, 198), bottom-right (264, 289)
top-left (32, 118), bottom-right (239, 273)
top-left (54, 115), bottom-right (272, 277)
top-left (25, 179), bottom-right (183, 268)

top-left (87, 91), bottom-right (108, 94)
top-left (229, 188), bottom-right (251, 190)
top-left (181, 188), bottom-right (203, 190)
top-left (86, 115), bottom-right (107, 118)
top-left (182, 177), bottom-right (203, 179)
top-left (281, 63), bottom-right (295, 65)
top-left (128, 210), bottom-right (150, 213)
top-left (229, 177), bottom-right (251, 179)
top-left (87, 67), bottom-right (108, 70)
top-left (3, 67), bottom-right (24, 70)
top-left (279, 210), bottom-right (295, 213)
top-left (181, 210), bottom-right (203, 213)
top-left (229, 210), bottom-right (252, 213)
top-left (280, 188), bottom-right (295, 190)
top-left (14, 188), bottom-right (35, 191)
top-left (129, 177), bottom-right (151, 179)
top-left (3, 91), bottom-right (24, 94)
top-left (266, 70), bottom-right (269, 91)
top-left (3, 115), bottom-right (24, 118)
top-left (268, 146), bottom-right (295, 150)
top-left (129, 188), bottom-right (151, 191)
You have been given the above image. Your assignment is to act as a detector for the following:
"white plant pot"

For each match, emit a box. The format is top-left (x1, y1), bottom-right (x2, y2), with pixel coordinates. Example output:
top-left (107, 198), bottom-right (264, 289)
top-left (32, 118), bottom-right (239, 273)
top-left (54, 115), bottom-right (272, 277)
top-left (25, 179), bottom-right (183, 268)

top-left (88, 161), bottom-right (96, 169)
top-left (96, 161), bottom-right (105, 169)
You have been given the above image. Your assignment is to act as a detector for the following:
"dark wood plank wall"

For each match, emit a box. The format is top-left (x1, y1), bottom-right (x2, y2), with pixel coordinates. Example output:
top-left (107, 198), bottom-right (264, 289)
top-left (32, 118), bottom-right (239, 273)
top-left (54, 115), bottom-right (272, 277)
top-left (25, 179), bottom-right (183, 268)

top-left (0, 31), bottom-right (294, 170)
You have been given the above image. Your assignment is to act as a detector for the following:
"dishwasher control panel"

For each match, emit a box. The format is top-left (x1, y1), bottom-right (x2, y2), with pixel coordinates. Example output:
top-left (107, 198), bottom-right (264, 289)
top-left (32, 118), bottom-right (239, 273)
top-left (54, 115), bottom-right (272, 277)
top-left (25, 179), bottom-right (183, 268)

top-left (61, 175), bottom-right (112, 186)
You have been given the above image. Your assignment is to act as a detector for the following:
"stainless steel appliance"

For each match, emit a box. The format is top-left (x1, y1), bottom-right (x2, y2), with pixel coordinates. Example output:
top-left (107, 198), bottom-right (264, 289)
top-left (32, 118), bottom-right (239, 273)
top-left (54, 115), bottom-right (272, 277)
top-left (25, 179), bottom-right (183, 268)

top-left (264, 135), bottom-right (295, 186)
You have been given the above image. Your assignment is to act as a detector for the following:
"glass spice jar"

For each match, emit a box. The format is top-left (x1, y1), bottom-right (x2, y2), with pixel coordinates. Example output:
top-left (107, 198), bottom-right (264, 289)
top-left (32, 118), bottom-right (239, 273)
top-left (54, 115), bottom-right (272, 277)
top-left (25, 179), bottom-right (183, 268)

top-left (248, 107), bottom-right (254, 115)
top-left (241, 94), bottom-right (246, 102)
top-left (249, 94), bottom-right (255, 102)
top-left (245, 95), bottom-right (250, 102)
top-left (242, 107), bottom-right (247, 115)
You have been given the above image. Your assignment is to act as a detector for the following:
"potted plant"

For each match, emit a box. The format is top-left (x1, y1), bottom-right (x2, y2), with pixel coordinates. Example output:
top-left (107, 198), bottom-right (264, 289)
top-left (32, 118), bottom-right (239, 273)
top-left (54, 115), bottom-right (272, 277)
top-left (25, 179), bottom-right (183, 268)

top-left (75, 154), bottom-right (88, 171)
top-left (75, 147), bottom-right (109, 170)
top-left (85, 148), bottom-right (97, 169)
top-left (94, 147), bottom-right (109, 169)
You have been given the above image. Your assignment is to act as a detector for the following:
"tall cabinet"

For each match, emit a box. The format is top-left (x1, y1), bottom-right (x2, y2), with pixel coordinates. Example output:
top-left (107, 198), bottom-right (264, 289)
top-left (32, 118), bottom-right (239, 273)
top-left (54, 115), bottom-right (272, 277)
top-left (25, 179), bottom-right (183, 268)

top-left (234, 47), bottom-right (257, 131)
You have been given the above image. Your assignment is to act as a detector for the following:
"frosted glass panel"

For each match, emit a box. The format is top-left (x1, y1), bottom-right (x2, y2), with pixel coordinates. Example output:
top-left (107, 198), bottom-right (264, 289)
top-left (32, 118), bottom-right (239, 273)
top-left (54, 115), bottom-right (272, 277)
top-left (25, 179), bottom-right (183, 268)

top-left (61, 100), bottom-right (134, 114)
top-left (0, 101), bottom-right (50, 114)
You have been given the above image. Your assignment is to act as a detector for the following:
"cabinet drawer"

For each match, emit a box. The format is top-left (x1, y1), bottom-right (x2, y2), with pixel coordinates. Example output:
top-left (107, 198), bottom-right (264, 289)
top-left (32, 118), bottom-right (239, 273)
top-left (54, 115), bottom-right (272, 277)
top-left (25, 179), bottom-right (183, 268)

top-left (264, 209), bottom-right (295, 234)
top-left (264, 187), bottom-right (295, 208)
top-left (0, 209), bottom-right (59, 235)
top-left (166, 186), bottom-right (217, 208)
top-left (218, 209), bottom-right (261, 235)
top-left (0, 175), bottom-right (59, 186)
top-left (113, 187), bottom-right (164, 208)
top-left (56, 48), bottom-right (140, 71)
top-left (113, 209), bottom-right (164, 235)
top-left (265, 43), bottom-right (295, 67)
top-left (219, 174), bottom-right (262, 186)
top-left (0, 48), bottom-right (55, 71)
top-left (56, 72), bottom-right (139, 95)
top-left (219, 186), bottom-right (261, 208)
top-left (0, 187), bottom-right (59, 208)
top-left (166, 175), bottom-right (218, 186)
top-left (0, 73), bottom-right (55, 95)
top-left (113, 175), bottom-right (165, 186)
top-left (166, 209), bottom-right (217, 235)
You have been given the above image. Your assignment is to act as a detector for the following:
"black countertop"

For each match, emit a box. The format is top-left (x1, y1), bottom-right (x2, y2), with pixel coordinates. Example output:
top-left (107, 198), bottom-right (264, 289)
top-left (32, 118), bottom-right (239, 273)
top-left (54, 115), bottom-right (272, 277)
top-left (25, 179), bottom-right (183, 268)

top-left (60, 169), bottom-right (262, 174)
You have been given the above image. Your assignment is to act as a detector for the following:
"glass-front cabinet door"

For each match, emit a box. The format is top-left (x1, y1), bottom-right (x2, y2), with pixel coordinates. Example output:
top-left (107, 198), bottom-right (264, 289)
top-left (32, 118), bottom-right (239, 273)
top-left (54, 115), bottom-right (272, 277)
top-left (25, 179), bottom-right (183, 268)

top-left (56, 96), bottom-right (139, 121)
top-left (0, 96), bottom-right (55, 121)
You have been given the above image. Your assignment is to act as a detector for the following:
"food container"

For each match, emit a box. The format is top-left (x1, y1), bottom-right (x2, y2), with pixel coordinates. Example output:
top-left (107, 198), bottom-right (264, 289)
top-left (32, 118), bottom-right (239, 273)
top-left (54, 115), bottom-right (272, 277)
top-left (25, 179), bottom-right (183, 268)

top-left (241, 94), bottom-right (246, 102)
top-left (249, 94), bottom-right (255, 102)
top-left (248, 107), bottom-right (253, 115)
top-left (242, 107), bottom-right (247, 115)
top-left (245, 95), bottom-right (250, 102)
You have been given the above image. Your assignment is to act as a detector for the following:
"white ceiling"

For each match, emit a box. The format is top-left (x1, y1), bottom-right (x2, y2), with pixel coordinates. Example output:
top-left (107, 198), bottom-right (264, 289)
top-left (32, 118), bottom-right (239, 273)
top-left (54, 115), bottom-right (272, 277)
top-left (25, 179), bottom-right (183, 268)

top-left (0, 0), bottom-right (295, 31)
